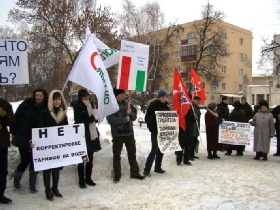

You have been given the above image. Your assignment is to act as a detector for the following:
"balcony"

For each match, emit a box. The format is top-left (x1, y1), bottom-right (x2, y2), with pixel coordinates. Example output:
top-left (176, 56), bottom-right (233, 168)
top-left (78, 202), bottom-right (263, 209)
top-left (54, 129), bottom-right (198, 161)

top-left (181, 55), bottom-right (197, 62)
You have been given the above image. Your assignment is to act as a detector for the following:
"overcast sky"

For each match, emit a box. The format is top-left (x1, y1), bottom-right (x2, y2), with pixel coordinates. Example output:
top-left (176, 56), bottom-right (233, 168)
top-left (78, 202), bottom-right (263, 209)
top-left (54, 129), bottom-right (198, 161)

top-left (1, 0), bottom-right (280, 72)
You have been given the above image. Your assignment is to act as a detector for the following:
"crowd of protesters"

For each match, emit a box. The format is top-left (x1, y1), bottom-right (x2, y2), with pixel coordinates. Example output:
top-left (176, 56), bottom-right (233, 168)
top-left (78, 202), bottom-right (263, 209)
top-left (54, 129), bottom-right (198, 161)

top-left (0, 88), bottom-right (279, 204)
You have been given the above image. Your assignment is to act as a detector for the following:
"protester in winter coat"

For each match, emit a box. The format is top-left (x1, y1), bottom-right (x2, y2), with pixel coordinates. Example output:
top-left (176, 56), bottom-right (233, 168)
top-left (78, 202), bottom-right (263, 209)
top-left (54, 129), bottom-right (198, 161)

top-left (143, 90), bottom-right (170, 177)
top-left (271, 104), bottom-right (280, 156)
top-left (0, 98), bottom-right (15, 204)
top-left (250, 100), bottom-right (275, 161)
top-left (36, 90), bottom-right (68, 201)
top-left (240, 97), bottom-right (253, 123)
top-left (71, 89), bottom-right (101, 188)
top-left (226, 101), bottom-right (246, 156)
top-left (217, 96), bottom-right (229, 120)
top-left (189, 96), bottom-right (201, 160)
top-left (205, 102), bottom-right (223, 159)
top-left (11, 88), bottom-right (48, 193)
top-left (106, 87), bottom-right (144, 183)
top-left (175, 100), bottom-right (193, 166)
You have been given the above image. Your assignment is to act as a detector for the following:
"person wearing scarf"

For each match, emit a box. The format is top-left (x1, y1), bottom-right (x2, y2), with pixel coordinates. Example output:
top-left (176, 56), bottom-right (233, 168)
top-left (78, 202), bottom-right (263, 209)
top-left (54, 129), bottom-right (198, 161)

top-left (36, 90), bottom-right (68, 201)
top-left (205, 102), bottom-right (224, 159)
top-left (71, 89), bottom-right (101, 189)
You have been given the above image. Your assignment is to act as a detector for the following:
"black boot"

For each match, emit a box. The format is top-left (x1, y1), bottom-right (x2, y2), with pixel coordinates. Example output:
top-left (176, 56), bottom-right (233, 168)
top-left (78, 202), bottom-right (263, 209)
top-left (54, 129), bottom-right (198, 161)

top-left (13, 170), bottom-right (24, 190)
top-left (0, 195), bottom-right (12, 204)
top-left (207, 151), bottom-right (213, 159)
top-left (253, 152), bottom-right (260, 160)
top-left (29, 170), bottom-right (38, 194)
top-left (212, 151), bottom-right (220, 159)
top-left (85, 163), bottom-right (96, 186)
top-left (78, 164), bottom-right (86, 189)
top-left (262, 153), bottom-right (268, 161)
top-left (52, 170), bottom-right (62, 198)
top-left (154, 152), bottom-right (165, 173)
top-left (43, 171), bottom-right (53, 201)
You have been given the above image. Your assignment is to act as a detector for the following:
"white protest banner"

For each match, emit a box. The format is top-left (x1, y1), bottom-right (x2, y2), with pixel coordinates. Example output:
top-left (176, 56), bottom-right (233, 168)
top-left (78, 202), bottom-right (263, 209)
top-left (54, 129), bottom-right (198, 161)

top-left (219, 121), bottom-right (251, 145)
top-left (155, 111), bottom-right (181, 153)
top-left (0, 39), bottom-right (29, 84)
top-left (117, 40), bottom-right (149, 91)
top-left (68, 35), bottom-right (119, 122)
top-left (32, 124), bottom-right (87, 171)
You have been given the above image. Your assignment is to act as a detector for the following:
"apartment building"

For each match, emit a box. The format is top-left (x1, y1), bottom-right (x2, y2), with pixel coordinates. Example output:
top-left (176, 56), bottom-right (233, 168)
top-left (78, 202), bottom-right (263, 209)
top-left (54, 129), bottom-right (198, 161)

top-left (149, 19), bottom-right (253, 105)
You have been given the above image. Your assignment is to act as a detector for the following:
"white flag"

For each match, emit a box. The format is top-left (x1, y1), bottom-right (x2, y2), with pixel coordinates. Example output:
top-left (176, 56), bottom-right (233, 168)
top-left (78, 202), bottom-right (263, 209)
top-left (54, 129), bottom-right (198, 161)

top-left (68, 35), bottom-right (119, 122)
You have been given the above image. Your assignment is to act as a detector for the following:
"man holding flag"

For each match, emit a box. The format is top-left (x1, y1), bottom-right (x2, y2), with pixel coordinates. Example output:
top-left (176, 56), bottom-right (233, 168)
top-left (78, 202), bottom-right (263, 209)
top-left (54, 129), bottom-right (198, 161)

top-left (172, 68), bottom-right (193, 166)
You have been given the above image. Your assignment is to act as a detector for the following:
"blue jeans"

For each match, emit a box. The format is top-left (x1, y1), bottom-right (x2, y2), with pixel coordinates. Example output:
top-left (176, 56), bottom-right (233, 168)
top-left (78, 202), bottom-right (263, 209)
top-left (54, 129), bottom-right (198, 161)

top-left (144, 132), bottom-right (164, 173)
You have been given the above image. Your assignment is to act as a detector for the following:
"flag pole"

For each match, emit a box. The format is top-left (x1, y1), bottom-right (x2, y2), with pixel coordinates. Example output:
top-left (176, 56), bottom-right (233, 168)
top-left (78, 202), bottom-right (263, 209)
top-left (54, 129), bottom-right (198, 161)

top-left (61, 78), bottom-right (69, 93)
top-left (127, 90), bottom-right (132, 114)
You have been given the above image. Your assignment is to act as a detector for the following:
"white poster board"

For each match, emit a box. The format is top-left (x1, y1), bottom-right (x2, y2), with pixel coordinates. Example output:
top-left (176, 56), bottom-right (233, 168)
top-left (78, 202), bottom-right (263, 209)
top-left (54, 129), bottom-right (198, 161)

top-left (0, 39), bottom-right (29, 84)
top-left (219, 121), bottom-right (251, 145)
top-left (155, 111), bottom-right (181, 153)
top-left (32, 124), bottom-right (88, 171)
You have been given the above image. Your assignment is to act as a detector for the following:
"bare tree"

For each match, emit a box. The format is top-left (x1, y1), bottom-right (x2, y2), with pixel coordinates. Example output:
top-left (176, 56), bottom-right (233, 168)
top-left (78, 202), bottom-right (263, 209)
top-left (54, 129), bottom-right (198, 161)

top-left (8, 0), bottom-right (120, 97)
top-left (183, 2), bottom-right (229, 82)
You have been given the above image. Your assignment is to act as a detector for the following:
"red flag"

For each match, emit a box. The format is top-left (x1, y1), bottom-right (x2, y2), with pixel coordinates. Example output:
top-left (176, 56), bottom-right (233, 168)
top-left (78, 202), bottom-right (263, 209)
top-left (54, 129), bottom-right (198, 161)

top-left (191, 66), bottom-right (206, 103)
top-left (173, 68), bottom-right (191, 131)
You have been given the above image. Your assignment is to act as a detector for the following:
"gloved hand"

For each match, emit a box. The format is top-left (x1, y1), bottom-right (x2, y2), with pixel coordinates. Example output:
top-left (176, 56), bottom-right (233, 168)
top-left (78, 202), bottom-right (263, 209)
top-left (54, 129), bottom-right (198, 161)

top-left (0, 107), bottom-right (7, 117)
top-left (88, 115), bottom-right (95, 123)
top-left (217, 118), bottom-right (223, 125)
top-left (194, 115), bottom-right (198, 120)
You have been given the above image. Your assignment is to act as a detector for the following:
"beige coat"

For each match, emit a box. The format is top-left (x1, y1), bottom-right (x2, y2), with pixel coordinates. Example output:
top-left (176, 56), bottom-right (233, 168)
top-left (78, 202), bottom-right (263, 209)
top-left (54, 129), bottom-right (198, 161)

top-left (251, 110), bottom-right (275, 153)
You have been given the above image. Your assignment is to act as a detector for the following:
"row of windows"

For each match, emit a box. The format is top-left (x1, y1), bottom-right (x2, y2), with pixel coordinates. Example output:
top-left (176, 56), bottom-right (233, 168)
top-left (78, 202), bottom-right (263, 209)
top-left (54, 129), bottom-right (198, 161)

top-left (176, 34), bottom-right (244, 45)
top-left (221, 66), bottom-right (243, 76)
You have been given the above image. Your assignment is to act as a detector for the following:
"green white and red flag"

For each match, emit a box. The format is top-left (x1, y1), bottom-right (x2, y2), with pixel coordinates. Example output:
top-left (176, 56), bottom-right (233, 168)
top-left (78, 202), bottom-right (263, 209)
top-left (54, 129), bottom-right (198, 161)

top-left (117, 40), bottom-right (149, 91)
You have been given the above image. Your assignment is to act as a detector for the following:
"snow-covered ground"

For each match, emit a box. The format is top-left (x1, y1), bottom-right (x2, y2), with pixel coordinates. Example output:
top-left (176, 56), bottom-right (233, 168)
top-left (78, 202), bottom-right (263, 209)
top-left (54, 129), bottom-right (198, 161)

top-left (2, 103), bottom-right (280, 210)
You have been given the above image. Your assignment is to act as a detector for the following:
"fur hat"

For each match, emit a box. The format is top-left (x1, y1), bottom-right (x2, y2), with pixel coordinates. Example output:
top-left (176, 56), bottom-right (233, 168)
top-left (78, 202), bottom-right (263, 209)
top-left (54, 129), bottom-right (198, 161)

top-left (158, 90), bottom-right (167, 98)
top-left (259, 100), bottom-right (269, 108)
top-left (113, 86), bottom-right (125, 96)
top-left (207, 102), bottom-right (217, 110)
top-left (78, 89), bottom-right (90, 99)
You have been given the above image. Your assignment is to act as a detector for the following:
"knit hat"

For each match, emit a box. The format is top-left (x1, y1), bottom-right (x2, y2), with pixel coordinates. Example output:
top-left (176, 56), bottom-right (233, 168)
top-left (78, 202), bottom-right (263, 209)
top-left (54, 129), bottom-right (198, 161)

top-left (158, 90), bottom-right (167, 98)
top-left (222, 96), bottom-right (228, 101)
top-left (78, 89), bottom-right (90, 99)
top-left (113, 86), bottom-right (125, 96)
top-left (207, 102), bottom-right (217, 110)
top-left (233, 100), bottom-right (241, 108)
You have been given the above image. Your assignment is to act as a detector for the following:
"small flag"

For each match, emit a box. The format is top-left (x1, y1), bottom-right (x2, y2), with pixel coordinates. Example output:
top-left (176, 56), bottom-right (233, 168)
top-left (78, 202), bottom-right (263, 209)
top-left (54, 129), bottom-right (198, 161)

top-left (191, 66), bottom-right (206, 103)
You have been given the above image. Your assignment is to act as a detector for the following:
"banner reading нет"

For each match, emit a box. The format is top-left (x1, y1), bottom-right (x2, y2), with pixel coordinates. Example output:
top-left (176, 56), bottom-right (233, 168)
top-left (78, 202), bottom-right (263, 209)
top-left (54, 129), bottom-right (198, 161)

top-left (32, 124), bottom-right (87, 171)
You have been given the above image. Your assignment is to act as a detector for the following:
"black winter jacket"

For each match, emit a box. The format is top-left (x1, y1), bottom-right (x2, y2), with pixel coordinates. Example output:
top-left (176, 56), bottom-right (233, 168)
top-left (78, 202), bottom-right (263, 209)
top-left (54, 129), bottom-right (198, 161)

top-left (217, 102), bottom-right (229, 120)
top-left (11, 98), bottom-right (47, 148)
top-left (145, 99), bottom-right (170, 133)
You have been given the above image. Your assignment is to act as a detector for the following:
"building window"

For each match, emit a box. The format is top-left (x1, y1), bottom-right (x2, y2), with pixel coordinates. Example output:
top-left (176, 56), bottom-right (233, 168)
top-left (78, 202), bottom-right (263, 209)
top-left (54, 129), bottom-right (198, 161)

top-left (239, 84), bottom-right (243, 92)
top-left (176, 51), bottom-right (181, 58)
top-left (164, 68), bottom-right (169, 75)
top-left (252, 94), bottom-right (255, 105)
top-left (239, 37), bottom-right (243, 45)
top-left (177, 66), bottom-right (181, 72)
top-left (239, 53), bottom-right (244, 61)
top-left (222, 33), bottom-right (227, 40)
top-left (222, 83), bottom-right (226, 90)
top-left (222, 66), bottom-right (227, 73)
top-left (221, 50), bottom-right (227, 57)
top-left (257, 94), bottom-right (264, 102)
top-left (164, 52), bottom-right (169, 60)
top-left (239, 68), bottom-right (243, 76)
top-left (187, 32), bottom-right (194, 39)
top-left (182, 45), bottom-right (196, 56)
top-left (176, 35), bottom-right (181, 43)
top-left (200, 30), bottom-right (205, 39)
top-left (155, 39), bottom-right (160, 46)
top-left (164, 83), bottom-right (169, 91)
top-left (266, 94), bottom-right (269, 103)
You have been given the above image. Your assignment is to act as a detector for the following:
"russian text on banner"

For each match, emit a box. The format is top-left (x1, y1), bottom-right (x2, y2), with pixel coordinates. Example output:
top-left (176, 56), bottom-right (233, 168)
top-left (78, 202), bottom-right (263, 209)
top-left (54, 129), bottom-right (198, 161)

top-left (155, 111), bottom-right (181, 153)
top-left (117, 40), bottom-right (149, 91)
top-left (68, 35), bottom-right (119, 122)
top-left (218, 121), bottom-right (251, 145)
top-left (0, 39), bottom-right (29, 84)
top-left (32, 124), bottom-right (88, 171)
top-left (173, 68), bottom-right (191, 131)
